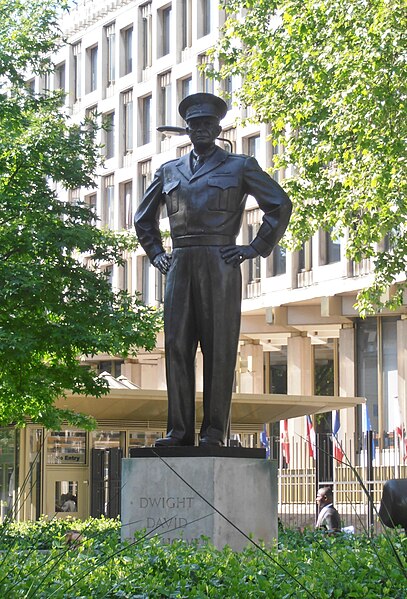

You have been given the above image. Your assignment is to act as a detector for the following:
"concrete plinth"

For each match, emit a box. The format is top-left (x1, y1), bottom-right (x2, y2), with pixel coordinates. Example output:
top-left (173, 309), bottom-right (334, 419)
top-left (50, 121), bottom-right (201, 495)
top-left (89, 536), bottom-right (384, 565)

top-left (121, 449), bottom-right (277, 551)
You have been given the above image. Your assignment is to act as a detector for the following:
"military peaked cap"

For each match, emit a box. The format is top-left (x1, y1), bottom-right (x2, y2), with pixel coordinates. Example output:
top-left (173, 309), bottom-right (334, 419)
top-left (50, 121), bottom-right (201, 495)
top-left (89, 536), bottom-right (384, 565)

top-left (179, 93), bottom-right (228, 122)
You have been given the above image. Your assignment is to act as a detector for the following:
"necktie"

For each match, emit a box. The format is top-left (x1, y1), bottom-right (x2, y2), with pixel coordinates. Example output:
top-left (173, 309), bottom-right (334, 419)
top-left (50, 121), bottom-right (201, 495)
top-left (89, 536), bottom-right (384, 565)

top-left (192, 154), bottom-right (205, 173)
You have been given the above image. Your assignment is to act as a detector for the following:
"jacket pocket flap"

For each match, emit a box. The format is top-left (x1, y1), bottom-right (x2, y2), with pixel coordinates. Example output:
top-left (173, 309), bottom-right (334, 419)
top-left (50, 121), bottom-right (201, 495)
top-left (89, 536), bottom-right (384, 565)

top-left (163, 179), bottom-right (180, 194)
top-left (208, 175), bottom-right (238, 190)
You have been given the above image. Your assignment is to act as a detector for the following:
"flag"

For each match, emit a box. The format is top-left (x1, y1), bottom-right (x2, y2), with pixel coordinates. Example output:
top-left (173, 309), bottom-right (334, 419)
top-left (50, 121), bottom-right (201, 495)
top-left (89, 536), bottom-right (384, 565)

top-left (362, 403), bottom-right (376, 460)
top-left (260, 425), bottom-right (270, 458)
top-left (306, 414), bottom-right (316, 459)
top-left (332, 410), bottom-right (344, 463)
top-left (395, 425), bottom-right (407, 462)
top-left (281, 419), bottom-right (290, 465)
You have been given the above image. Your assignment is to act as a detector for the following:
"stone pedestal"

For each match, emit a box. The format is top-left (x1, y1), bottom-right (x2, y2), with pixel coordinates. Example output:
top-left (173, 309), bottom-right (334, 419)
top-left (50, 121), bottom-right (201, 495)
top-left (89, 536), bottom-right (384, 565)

top-left (121, 448), bottom-right (277, 551)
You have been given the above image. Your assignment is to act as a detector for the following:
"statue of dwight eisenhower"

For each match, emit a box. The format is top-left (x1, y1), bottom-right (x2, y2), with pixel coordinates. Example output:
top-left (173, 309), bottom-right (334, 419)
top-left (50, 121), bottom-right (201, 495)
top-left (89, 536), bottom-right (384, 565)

top-left (134, 93), bottom-right (292, 447)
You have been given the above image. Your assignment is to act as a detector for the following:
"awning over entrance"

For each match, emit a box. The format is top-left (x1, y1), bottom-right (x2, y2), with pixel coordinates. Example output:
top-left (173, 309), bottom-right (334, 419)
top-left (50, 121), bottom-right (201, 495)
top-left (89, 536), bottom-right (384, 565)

top-left (57, 388), bottom-right (364, 428)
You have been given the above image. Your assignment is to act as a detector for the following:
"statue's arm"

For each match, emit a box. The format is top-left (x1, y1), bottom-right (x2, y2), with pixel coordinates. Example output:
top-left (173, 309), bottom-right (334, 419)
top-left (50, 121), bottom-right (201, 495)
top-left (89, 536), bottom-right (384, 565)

top-left (134, 168), bottom-right (166, 263)
top-left (243, 157), bottom-right (293, 257)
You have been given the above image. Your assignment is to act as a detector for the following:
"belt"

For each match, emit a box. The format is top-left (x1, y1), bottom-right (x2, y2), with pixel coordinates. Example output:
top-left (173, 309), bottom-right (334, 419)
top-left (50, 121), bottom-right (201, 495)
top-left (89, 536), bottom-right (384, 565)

top-left (173, 235), bottom-right (236, 248)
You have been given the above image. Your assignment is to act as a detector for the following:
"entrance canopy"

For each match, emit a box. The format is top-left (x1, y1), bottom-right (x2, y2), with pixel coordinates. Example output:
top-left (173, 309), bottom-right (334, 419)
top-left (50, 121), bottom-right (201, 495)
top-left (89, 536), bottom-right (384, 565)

top-left (58, 387), bottom-right (364, 428)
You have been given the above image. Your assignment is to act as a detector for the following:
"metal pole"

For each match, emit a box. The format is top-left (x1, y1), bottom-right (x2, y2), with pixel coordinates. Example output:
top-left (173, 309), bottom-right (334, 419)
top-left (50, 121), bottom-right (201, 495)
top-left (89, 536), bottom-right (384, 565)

top-left (315, 432), bottom-right (320, 525)
top-left (366, 429), bottom-right (374, 535)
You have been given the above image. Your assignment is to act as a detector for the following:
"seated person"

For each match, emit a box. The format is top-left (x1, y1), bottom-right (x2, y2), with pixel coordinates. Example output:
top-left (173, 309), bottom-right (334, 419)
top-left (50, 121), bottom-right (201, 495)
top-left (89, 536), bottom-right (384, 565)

top-left (316, 486), bottom-right (341, 533)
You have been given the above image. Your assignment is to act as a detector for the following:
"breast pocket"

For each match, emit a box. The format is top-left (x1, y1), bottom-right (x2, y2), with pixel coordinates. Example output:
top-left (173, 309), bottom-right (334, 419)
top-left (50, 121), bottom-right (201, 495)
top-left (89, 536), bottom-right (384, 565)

top-left (163, 179), bottom-right (181, 215)
top-left (207, 175), bottom-right (238, 211)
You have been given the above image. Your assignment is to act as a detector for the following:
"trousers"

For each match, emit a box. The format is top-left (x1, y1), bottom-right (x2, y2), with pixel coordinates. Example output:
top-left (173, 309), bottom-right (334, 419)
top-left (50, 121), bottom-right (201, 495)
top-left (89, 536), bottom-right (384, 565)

top-left (164, 246), bottom-right (242, 445)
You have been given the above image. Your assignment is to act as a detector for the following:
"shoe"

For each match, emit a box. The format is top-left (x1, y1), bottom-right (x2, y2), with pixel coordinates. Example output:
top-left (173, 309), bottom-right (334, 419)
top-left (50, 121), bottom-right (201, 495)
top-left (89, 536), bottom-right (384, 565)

top-left (199, 437), bottom-right (223, 447)
top-left (155, 437), bottom-right (183, 447)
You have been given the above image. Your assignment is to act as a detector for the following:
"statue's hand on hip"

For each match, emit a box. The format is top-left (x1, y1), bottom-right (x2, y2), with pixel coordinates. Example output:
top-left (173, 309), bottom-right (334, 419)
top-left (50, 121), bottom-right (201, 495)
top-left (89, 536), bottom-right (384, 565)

top-left (152, 252), bottom-right (172, 275)
top-left (220, 245), bottom-right (259, 268)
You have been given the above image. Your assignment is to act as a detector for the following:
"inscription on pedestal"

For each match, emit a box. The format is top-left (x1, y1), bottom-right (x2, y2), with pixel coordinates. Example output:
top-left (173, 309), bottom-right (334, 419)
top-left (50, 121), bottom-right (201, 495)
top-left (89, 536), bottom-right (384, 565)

top-left (138, 496), bottom-right (195, 539)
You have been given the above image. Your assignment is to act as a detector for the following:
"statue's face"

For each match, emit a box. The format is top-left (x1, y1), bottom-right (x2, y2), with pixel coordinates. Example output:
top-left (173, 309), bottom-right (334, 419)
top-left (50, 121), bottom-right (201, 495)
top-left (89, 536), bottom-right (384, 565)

top-left (186, 116), bottom-right (222, 150)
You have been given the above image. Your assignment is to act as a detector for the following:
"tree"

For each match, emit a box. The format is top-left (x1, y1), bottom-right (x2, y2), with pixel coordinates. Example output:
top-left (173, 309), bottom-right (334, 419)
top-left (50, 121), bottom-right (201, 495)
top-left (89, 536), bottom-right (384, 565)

top-left (211, 0), bottom-right (406, 314)
top-left (0, 0), bottom-right (162, 428)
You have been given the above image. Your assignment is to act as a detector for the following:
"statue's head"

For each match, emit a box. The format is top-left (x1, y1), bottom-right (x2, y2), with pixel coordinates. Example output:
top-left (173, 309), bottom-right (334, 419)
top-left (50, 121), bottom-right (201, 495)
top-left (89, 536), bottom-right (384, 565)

top-left (178, 92), bottom-right (228, 123)
top-left (179, 93), bottom-right (227, 151)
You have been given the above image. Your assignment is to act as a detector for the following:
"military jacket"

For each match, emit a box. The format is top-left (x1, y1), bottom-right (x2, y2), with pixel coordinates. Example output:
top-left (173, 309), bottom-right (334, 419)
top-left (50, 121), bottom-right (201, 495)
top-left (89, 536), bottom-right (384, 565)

top-left (134, 146), bottom-right (292, 262)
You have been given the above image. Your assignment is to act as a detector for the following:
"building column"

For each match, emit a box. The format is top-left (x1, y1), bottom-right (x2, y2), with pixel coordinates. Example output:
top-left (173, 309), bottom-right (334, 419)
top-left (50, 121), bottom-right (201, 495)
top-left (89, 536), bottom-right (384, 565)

top-left (239, 341), bottom-right (264, 394)
top-left (287, 334), bottom-right (313, 396)
top-left (287, 334), bottom-right (313, 465)
top-left (339, 325), bottom-right (357, 461)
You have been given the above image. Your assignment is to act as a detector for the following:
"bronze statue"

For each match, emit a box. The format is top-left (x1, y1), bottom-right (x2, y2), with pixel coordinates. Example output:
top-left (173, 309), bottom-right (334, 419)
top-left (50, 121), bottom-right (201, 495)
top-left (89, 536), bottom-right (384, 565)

top-left (134, 93), bottom-right (292, 447)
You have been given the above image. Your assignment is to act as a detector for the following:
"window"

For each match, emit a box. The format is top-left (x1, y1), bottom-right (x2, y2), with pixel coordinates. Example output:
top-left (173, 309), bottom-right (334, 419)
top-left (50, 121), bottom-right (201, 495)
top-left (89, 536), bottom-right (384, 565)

top-left (91, 430), bottom-right (123, 450)
top-left (221, 72), bottom-right (233, 109)
top-left (266, 245), bottom-right (286, 277)
top-left (96, 360), bottom-right (123, 377)
top-left (0, 428), bottom-right (17, 520)
top-left (129, 431), bottom-right (163, 449)
top-left (122, 90), bottom-right (133, 154)
top-left (155, 268), bottom-right (166, 303)
top-left (85, 193), bottom-right (97, 223)
top-left (139, 95), bottom-right (152, 145)
top-left (298, 240), bottom-right (312, 271)
top-left (247, 135), bottom-right (261, 159)
top-left (73, 43), bottom-right (82, 102)
top-left (138, 160), bottom-right (152, 205)
top-left (357, 316), bottom-right (399, 445)
top-left (198, 55), bottom-right (214, 93)
top-left (181, 0), bottom-right (192, 50)
top-left (140, 3), bottom-right (152, 70)
top-left (41, 73), bottom-right (51, 97)
top-left (181, 76), bottom-right (192, 100)
top-left (247, 210), bottom-right (261, 284)
top-left (314, 343), bottom-right (335, 397)
top-left (159, 72), bottom-right (171, 126)
top-left (70, 188), bottom-right (81, 206)
top-left (103, 175), bottom-right (115, 228)
top-left (198, 0), bottom-right (211, 37)
top-left (26, 79), bottom-right (35, 95)
top-left (85, 105), bottom-right (98, 134)
top-left (142, 255), bottom-right (150, 303)
top-left (105, 23), bottom-right (116, 87)
top-left (320, 229), bottom-right (341, 264)
top-left (123, 26), bottom-right (133, 75)
top-left (159, 5), bottom-right (172, 57)
top-left (55, 482), bottom-right (78, 512)
top-left (219, 127), bottom-right (236, 153)
top-left (264, 348), bottom-right (287, 394)
top-left (29, 428), bottom-right (42, 519)
top-left (103, 265), bottom-right (114, 287)
top-left (55, 62), bottom-right (65, 91)
top-left (47, 431), bottom-right (86, 465)
top-left (270, 143), bottom-right (285, 182)
top-left (104, 112), bottom-right (115, 159)
top-left (121, 181), bottom-right (133, 230)
top-left (88, 45), bottom-right (98, 92)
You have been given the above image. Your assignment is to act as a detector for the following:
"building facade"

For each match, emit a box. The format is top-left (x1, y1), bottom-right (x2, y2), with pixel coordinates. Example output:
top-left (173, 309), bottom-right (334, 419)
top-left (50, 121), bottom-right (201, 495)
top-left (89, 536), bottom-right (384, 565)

top-left (2, 0), bottom-right (405, 524)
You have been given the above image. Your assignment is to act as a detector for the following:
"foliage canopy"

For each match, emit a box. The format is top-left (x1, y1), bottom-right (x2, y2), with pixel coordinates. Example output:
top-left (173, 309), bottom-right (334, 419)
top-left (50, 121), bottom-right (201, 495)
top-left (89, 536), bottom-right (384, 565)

top-left (0, 0), bottom-right (161, 428)
top-left (211, 0), bottom-right (406, 314)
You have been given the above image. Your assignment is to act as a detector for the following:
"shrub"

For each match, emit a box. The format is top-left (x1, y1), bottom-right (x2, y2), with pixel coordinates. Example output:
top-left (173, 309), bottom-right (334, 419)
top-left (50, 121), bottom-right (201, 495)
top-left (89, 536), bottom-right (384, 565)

top-left (0, 519), bottom-right (405, 597)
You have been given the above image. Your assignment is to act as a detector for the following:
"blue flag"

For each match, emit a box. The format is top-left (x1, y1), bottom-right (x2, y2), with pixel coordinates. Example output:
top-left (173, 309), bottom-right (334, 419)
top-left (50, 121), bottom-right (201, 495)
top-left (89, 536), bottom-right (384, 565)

top-left (260, 425), bottom-right (270, 458)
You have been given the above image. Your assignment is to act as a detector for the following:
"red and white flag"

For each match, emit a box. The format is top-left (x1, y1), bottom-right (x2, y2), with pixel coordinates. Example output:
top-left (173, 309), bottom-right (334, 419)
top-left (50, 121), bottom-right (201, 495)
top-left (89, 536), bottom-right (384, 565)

top-left (306, 414), bottom-right (316, 459)
top-left (281, 419), bottom-right (290, 465)
top-left (332, 410), bottom-right (344, 463)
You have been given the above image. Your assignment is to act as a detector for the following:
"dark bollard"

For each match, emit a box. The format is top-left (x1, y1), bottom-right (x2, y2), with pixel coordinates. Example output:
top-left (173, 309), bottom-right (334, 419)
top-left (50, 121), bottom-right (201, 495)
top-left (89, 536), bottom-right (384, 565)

top-left (378, 478), bottom-right (407, 533)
